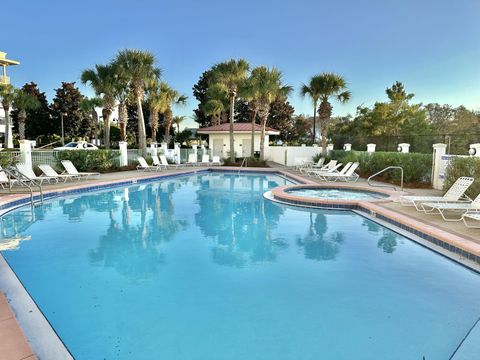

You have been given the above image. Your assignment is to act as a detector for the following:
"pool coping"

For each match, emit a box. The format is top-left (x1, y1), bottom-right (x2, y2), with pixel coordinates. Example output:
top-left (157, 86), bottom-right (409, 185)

top-left (1, 166), bottom-right (480, 358)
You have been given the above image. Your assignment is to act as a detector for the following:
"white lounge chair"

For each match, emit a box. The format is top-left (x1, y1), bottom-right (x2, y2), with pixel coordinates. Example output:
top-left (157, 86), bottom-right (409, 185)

top-left (420, 193), bottom-right (480, 221)
top-left (399, 177), bottom-right (474, 211)
top-left (293, 158), bottom-right (311, 170)
top-left (159, 155), bottom-right (179, 169)
top-left (38, 164), bottom-right (77, 182)
top-left (462, 212), bottom-right (480, 228)
top-left (186, 153), bottom-right (198, 166)
top-left (16, 163), bottom-right (58, 184)
top-left (61, 160), bottom-right (100, 179)
top-left (211, 156), bottom-right (221, 166)
top-left (318, 162), bottom-right (360, 182)
top-left (305, 161), bottom-right (342, 177)
top-left (0, 166), bottom-right (19, 189)
top-left (152, 155), bottom-right (167, 170)
top-left (200, 154), bottom-right (211, 166)
top-left (136, 156), bottom-right (160, 171)
top-left (299, 158), bottom-right (325, 173)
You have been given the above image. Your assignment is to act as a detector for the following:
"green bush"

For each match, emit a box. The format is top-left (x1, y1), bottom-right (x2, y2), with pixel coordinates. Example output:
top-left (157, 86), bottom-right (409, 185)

top-left (327, 150), bottom-right (432, 184)
top-left (444, 157), bottom-right (480, 199)
top-left (56, 150), bottom-right (120, 172)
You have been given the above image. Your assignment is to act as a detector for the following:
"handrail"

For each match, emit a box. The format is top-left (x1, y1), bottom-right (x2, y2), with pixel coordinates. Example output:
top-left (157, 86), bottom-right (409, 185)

top-left (238, 157), bottom-right (248, 175)
top-left (367, 166), bottom-right (404, 191)
top-left (2, 167), bottom-right (44, 207)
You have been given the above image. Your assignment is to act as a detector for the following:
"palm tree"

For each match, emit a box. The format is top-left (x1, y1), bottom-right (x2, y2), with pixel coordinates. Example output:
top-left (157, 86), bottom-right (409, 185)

top-left (248, 66), bottom-right (292, 161)
top-left (313, 73), bottom-right (351, 156)
top-left (80, 97), bottom-right (103, 144)
top-left (12, 89), bottom-right (40, 140)
top-left (81, 64), bottom-right (117, 149)
top-left (211, 59), bottom-right (249, 162)
top-left (0, 84), bottom-right (16, 148)
top-left (242, 76), bottom-right (260, 158)
top-left (173, 116), bottom-right (186, 134)
top-left (111, 64), bottom-right (130, 142)
top-left (202, 83), bottom-right (228, 126)
top-left (114, 49), bottom-right (161, 156)
top-left (301, 76), bottom-right (322, 143)
top-left (159, 82), bottom-right (187, 144)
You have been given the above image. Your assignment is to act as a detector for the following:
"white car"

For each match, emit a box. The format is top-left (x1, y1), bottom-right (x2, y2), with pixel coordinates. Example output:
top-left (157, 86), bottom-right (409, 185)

top-left (54, 141), bottom-right (98, 151)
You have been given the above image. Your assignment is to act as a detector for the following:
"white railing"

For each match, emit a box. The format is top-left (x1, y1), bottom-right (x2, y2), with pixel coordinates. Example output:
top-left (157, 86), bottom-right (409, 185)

top-left (0, 151), bottom-right (22, 165)
top-left (31, 151), bottom-right (59, 167)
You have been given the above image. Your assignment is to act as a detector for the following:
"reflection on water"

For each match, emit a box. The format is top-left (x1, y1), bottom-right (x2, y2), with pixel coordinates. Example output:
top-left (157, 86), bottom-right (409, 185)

top-left (361, 218), bottom-right (399, 253)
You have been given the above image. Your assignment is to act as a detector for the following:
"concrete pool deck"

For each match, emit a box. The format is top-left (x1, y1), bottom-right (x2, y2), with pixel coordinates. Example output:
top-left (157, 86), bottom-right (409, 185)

top-left (0, 165), bottom-right (479, 359)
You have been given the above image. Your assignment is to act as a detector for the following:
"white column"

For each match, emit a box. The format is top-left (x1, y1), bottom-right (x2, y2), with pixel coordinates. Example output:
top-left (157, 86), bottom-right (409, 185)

top-left (432, 143), bottom-right (447, 190)
top-left (192, 144), bottom-right (198, 162)
top-left (469, 143), bottom-right (480, 157)
top-left (398, 143), bottom-right (410, 153)
top-left (118, 141), bottom-right (128, 167)
top-left (264, 135), bottom-right (270, 160)
top-left (343, 143), bottom-right (352, 151)
top-left (150, 142), bottom-right (158, 157)
top-left (19, 140), bottom-right (33, 169)
top-left (174, 142), bottom-right (181, 164)
top-left (327, 144), bottom-right (334, 152)
top-left (367, 143), bottom-right (376, 153)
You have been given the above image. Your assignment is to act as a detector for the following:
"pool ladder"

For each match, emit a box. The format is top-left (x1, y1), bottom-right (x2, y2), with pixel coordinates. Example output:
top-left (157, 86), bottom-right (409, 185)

top-left (2, 167), bottom-right (44, 207)
top-left (238, 157), bottom-right (248, 175)
top-left (367, 166), bottom-right (404, 191)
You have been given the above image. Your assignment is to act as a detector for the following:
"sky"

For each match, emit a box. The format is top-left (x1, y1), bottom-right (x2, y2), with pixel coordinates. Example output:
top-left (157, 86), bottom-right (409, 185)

top-left (2, 0), bottom-right (479, 129)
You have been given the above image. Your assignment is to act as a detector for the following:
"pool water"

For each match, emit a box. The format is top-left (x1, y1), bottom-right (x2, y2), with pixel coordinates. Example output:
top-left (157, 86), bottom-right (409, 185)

top-left (286, 187), bottom-right (388, 200)
top-left (1, 173), bottom-right (479, 359)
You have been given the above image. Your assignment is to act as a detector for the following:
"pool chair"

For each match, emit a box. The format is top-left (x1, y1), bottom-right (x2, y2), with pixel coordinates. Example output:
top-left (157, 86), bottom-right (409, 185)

top-left (136, 156), bottom-right (161, 171)
top-left (61, 160), bottom-right (100, 179)
top-left (16, 163), bottom-right (58, 184)
top-left (152, 155), bottom-right (167, 170)
top-left (186, 153), bottom-right (198, 166)
top-left (299, 158), bottom-right (325, 173)
top-left (304, 161), bottom-right (341, 177)
top-left (159, 155), bottom-right (179, 169)
top-left (399, 177), bottom-right (474, 211)
top-left (0, 166), bottom-right (19, 189)
top-left (311, 162), bottom-right (350, 179)
top-left (200, 154), bottom-right (211, 166)
top-left (294, 158), bottom-right (312, 170)
top-left (318, 162), bottom-right (360, 182)
top-left (420, 192), bottom-right (480, 221)
top-left (462, 212), bottom-right (480, 228)
top-left (38, 164), bottom-right (78, 182)
top-left (211, 156), bottom-right (222, 166)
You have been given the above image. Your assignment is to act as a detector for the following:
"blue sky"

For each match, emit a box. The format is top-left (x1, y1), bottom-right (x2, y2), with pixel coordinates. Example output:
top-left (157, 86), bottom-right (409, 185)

top-left (3, 0), bottom-right (479, 128)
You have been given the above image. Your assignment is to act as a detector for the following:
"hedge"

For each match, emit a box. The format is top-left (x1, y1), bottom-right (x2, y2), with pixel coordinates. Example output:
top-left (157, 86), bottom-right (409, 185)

top-left (56, 150), bottom-right (120, 172)
top-left (324, 150), bottom-right (432, 184)
top-left (444, 157), bottom-right (480, 199)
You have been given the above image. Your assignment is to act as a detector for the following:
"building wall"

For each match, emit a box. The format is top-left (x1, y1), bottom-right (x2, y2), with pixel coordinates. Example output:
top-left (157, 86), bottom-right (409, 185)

top-left (207, 133), bottom-right (269, 158)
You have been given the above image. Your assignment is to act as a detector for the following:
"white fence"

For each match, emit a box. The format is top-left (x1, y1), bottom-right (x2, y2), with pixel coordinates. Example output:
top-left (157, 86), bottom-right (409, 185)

top-left (268, 146), bottom-right (322, 167)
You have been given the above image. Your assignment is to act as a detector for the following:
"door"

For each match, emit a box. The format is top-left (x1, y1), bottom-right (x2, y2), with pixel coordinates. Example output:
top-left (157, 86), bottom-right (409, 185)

top-left (242, 139), bottom-right (252, 157)
top-left (213, 139), bottom-right (223, 157)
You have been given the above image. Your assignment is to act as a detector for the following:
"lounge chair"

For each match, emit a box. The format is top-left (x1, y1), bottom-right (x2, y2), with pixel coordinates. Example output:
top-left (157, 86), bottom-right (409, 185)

top-left (136, 156), bottom-right (161, 171)
top-left (318, 162), bottom-right (360, 182)
top-left (16, 163), bottom-right (58, 184)
top-left (211, 156), bottom-right (221, 166)
top-left (38, 164), bottom-right (77, 182)
top-left (462, 212), bottom-right (480, 228)
top-left (159, 155), bottom-right (179, 169)
top-left (299, 158), bottom-right (325, 173)
top-left (152, 155), bottom-right (167, 170)
top-left (61, 160), bottom-right (100, 179)
top-left (186, 153), bottom-right (198, 166)
top-left (294, 158), bottom-right (312, 170)
top-left (420, 193), bottom-right (480, 221)
top-left (305, 161), bottom-right (342, 177)
top-left (399, 177), bottom-right (474, 211)
top-left (0, 166), bottom-right (19, 189)
top-left (200, 154), bottom-right (211, 166)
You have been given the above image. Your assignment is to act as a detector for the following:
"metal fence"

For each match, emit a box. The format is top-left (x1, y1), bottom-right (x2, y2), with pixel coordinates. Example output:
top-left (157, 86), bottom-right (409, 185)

top-left (31, 151), bottom-right (59, 167)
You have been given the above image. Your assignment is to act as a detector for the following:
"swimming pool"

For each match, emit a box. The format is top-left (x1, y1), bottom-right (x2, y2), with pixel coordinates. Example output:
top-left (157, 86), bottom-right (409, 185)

top-left (285, 187), bottom-right (388, 200)
top-left (1, 172), bottom-right (479, 359)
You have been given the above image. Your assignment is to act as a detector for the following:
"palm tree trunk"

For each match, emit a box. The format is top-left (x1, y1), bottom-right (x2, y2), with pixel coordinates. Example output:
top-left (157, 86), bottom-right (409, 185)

top-left (3, 102), bottom-right (11, 148)
top-left (18, 110), bottom-right (26, 140)
top-left (136, 96), bottom-right (147, 156)
top-left (312, 103), bottom-right (317, 143)
top-left (250, 109), bottom-right (256, 158)
top-left (102, 109), bottom-right (111, 149)
top-left (260, 116), bottom-right (267, 161)
top-left (118, 101), bottom-right (128, 142)
top-left (229, 93), bottom-right (235, 162)
top-left (92, 109), bottom-right (99, 144)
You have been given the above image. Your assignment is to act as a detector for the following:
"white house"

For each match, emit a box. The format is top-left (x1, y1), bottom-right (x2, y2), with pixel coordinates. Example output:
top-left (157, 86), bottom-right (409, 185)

top-left (197, 123), bottom-right (280, 158)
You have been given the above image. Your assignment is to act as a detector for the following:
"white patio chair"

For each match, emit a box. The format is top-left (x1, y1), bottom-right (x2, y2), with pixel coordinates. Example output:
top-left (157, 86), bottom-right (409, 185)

top-left (200, 154), bottom-right (211, 166)
top-left (420, 192), bottom-right (480, 221)
top-left (61, 160), bottom-right (100, 179)
top-left (159, 155), bottom-right (179, 169)
top-left (152, 155), bottom-right (167, 170)
top-left (38, 164), bottom-right (77, 182)
top-left (136, 157), bottom-right (160, 171)
top-left (462, 212), bottom-right (480, 228)
top-left (299, 158), bottom-right (325, 173)
top-left (211, 156), bottom-right (221, 166)
top-left (186, 153), bottom-right (198, 166)
top-left (318, 162), bottom-right (360, 182)
top-left (0, 166), bottom-right (19, 189)
top-left (16, 163), bottom-right (58, 184)
top-left (399, 177), bottom-right (474, 211)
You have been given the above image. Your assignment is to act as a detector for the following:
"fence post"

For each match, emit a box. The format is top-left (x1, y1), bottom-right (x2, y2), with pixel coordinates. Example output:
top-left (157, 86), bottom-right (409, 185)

top-left (327, 144), bottom-right (334, 152)
top-left (432, 143), bottom-right (447, 190)
top-left (174, 143), bottom-right (181, 164)
top-left (398, 143), bottom-right (410, 153)
top-left (343, 143), bottom-right (352, 151)
top-left (19, 140), bottom-right (33, 169)
top-left (118, 141), bottom-right (128, 167)
top-left (367, 143), bottom-right (376, 153)
top-left (192, 145), bottom-right (198, 161)
top-left (469, 143), bottom-right (480, 157)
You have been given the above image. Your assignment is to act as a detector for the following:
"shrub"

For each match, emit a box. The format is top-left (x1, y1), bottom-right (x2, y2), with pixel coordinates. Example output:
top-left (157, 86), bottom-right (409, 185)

top-left (327, 150), bottom-right (432, 184)
top-left (444, 157), bottom-right (480, 199)
top-left (56, 150), bottom-right (120, 172)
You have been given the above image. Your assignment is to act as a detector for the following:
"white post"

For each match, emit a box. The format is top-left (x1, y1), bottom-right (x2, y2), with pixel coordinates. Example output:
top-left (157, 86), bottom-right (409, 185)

top-left (118, 141), bottom-right (128, 167)
top-left (327, 144), bottom-right (334, 152)
top-left (192, 144), bottom-right (198, 162)
top-left (432, 143), bottom-right (447, 190)
top-left (367, 143), bottom-right (376, 153)
top-left (469, 143), bottom-right (480, 157)
top-left (19, 140), bottom-right (32, 169)
top-left (150, 142), bottom-right (158, 157)
top-left (174, 142), bottom-right (181, 164)
top-left (398, 143), bottom-right (410, 153)
top-left (343, 143), bottom-right (352, 151)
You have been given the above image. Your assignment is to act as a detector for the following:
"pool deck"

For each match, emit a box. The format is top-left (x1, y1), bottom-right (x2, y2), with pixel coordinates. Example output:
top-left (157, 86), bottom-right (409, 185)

top-left (0, 165), bottom-right (479, 359)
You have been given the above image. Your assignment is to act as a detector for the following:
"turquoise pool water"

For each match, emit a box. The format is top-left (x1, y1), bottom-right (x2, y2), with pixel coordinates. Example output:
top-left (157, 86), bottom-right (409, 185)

top-left (285, 187), bottom-right (388, 200)
top-left (1, 172), bottom-right (479, 359)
